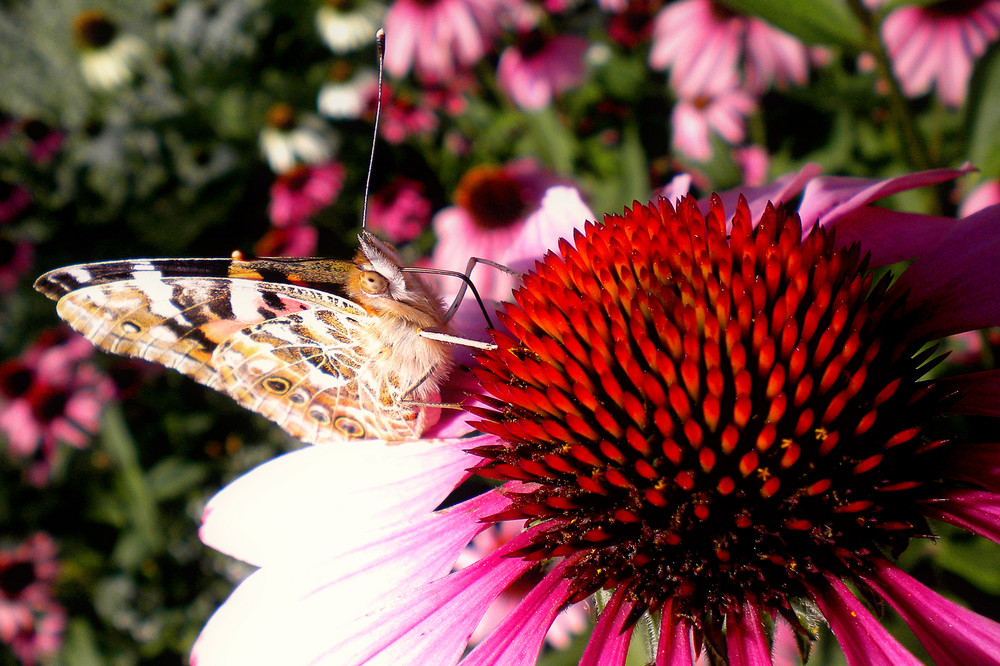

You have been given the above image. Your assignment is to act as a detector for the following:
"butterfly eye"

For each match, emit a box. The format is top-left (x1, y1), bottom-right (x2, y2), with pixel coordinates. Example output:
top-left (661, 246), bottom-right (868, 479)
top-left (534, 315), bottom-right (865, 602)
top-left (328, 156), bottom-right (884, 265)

top-left (358, 270), bottom-right (389, 295)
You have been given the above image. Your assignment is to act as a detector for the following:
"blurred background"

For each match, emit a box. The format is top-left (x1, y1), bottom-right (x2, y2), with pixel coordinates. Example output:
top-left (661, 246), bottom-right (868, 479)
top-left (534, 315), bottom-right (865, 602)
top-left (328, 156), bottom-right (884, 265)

top-left (2, 0), bottom-right (1000, 663)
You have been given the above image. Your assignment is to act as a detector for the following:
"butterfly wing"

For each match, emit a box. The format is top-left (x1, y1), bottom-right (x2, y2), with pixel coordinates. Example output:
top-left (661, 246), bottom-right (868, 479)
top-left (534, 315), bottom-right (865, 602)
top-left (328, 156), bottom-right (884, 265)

top-left (34, 259), bottom-right (424, 443)
top-left (213, 308), bottom-right (426, 444)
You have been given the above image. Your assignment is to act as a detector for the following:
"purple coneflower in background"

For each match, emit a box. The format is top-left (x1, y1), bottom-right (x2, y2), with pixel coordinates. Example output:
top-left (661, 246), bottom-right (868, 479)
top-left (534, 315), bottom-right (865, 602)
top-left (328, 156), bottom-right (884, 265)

top-left (0, 533), bottom-right (65, 665)
top-left (383, 0), bottom-right (506, 83)
top-left (267, 162), bottom-right (345, 228)
top-left (366, 176), bottom-right (433, 244)
top-left (192, 165), bottom-right (1000, 665)
top-left (648, 0), bottom-right (809, 98)
top-left (431, 162), bottom-right (588, 302)
top-left (496, 28), bottom-right (589, 110)
top-left (0, 331), bottom-right (116, 484)
top-left (880, 0), bottom-right (1000, 108)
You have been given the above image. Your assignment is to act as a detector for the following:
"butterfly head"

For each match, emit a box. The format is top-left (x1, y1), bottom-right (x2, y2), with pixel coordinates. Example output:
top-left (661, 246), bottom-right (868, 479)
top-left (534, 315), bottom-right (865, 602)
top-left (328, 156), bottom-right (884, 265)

top-left (349, 231), bottom-right (445, 328)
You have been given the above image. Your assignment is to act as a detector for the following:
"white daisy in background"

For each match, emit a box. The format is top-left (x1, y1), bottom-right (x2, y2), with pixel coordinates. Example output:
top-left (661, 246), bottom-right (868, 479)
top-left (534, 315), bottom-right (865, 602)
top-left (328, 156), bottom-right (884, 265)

top-left (316, 0), bottom-right (385, 54)
top-left (318, 62), bottom-right (377, 119)
top-left (258, 103), bottom-right (335, 174)
top-left (72, 9), bottom-right (146, 90)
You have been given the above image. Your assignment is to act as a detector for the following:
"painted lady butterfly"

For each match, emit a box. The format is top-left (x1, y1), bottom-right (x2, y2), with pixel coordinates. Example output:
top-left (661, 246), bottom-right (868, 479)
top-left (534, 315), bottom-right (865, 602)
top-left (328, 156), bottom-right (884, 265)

top-left (34, 231), bottom-right (483, 444)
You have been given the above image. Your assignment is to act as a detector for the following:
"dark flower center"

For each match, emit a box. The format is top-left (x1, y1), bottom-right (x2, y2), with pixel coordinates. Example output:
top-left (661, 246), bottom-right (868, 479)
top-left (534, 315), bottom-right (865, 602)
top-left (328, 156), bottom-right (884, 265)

top-left (0, 363), bottom-right (33, 398)
top-left (72, 10), bottom-right (118, 49)
top-left (0, 561), bottom-right (36, 597)
top-left (472, 195), bottom-right (943, 624)
top-left (516, 30), bottom-right (548, 59)
top-left (265, 103), bottom-right (296, 130)
top-left (454, 165), bottom-right (530, 230)
top-left (924, 0), bottom-right (984, 17)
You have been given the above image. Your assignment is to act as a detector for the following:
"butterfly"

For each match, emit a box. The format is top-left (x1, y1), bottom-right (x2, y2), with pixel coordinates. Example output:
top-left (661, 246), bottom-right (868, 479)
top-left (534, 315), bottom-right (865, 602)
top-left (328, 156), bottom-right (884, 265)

top-left (34, 231), bottom-right (492, 444)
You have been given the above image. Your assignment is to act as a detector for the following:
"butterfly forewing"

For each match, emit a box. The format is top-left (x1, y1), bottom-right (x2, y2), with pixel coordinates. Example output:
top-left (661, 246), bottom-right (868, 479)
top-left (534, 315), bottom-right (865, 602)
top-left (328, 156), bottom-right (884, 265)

top-left (35, 252), bottom-right (450, 444)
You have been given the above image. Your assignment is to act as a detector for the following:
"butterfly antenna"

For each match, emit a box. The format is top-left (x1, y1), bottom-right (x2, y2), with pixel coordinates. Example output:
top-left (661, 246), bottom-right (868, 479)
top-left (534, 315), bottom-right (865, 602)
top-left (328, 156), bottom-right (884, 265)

top-left (361, 28), bottom-right (385, 231)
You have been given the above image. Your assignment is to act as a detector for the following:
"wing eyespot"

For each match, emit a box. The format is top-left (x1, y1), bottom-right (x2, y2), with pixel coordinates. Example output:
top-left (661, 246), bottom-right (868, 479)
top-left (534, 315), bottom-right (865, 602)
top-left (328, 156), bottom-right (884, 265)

top-left (334, 415), bottom-right (365, 438)
top-left (263, 377), bottom-right (292, 394)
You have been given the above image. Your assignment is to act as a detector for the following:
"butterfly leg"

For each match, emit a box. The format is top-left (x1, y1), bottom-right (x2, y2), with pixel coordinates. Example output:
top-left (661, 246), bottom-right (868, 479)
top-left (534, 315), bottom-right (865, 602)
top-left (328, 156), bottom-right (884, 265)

top-left (398, 362), bottom-right (467, 411)
top-left (402, 257), bottom-right (519, 328)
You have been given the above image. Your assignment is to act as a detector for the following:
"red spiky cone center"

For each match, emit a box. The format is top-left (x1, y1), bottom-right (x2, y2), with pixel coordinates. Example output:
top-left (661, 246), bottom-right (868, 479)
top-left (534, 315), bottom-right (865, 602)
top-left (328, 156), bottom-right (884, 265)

top-left (471, 195), bottom-right (946, 625)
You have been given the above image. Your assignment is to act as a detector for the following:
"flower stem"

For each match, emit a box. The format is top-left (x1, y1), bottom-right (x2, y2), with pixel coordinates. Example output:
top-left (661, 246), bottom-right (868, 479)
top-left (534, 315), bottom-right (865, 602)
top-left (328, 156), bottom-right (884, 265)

top-left (846, 0), bottom-right (931, 171)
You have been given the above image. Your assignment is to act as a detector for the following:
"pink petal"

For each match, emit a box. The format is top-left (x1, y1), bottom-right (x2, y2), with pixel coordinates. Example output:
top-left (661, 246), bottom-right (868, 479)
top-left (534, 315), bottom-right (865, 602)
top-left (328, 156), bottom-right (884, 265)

top-left (726, 601), bottom-right (770, 666)
top-left (459, 558), bottom-right (577, 666)
top-left (656, 599), bottom-right (695, 666)
top-left (798, 165), bottom-right (973, 231)
top-left (936, 369), bottom-right (1000, 418)
top-left (503, 186), bottom-right (595, 274)
top-left (812, 574), bottom-right (922, 666)
top-left (579, 586), bottom-right (634, 666)
top-left (710, 163), bottom-right (824, 225)
top-left (894, 203), bottom-right (1000, 340)
top-left (823, 208), bottom-right (959, 267)
top-left (921, 489), bottom-right (1000, 544)
top-left (200, 438), bottom-right (475, 566)
top-left (193, 490), bottom-right (511, 666)
top-left (864, 560), bottom-right (1000, 665)
top-left (941, 442), bottom-right (1000, 491)
top-left (309, 526), bottom-right (541, 665)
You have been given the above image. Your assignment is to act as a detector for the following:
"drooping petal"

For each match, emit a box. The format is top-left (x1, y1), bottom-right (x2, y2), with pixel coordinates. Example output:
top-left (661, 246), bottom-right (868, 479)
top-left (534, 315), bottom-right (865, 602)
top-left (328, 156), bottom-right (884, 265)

top-left (863, 560), bottom-right (1000, 665)
top-left (460, 558), bottom-right (578, 666)
top-left (656, 599), bottom-right (695, 666)
top-left (579, 586), bottom-right (634, 666)
top-left (726, 601), bottom-right (771, 666)
top-left (200, 437), bottom-right (476, 566)
top-left (709, 162), bottom-right (823, 225)
top-left (821, 208), bottom-right (959, 268)
top-left (812, 574), bottom-right (922, 666)
top-left (308, 526), bottom-right (541, 665)
top-left (921, 489), bottom-right (1000, 545)
top-left (936, 369), bottom-right (1000, 419)
top-left (941, 441), bottom-right (1000, 491)
top-left (893, 203), bottom-right (1000, 341)
top-left (798, 165), bottom-right (973, 230)
top-left (193, 490), bottom-right (511, 666)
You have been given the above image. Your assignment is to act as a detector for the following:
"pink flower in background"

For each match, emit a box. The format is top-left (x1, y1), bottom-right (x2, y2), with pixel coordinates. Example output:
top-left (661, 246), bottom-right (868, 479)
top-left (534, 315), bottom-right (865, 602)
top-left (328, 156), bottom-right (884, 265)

top-left (0, 179), bottom-right (31, 224)
top-left (882, 0), bottom-right (1000, 108)
top-left (606, 0), bottom-right (657, 48)
top-left (253, 225), bottom-right (319, 258)
top-left (960, 179), bottom-right (1000, 218)
top-left (192, 166), bottom-right (1000, 666)
top-left (649, 0), bottom-right (809, 97)
top-left (384, 0), bottom-right (505, 83)
top-left (496, 30), bottom-right (588, 110)
top-left (0, 533), bottom-right (65, 665)
top-left (0, 235), bottom-right (34, 292)
top-left (365, 83), bottom-right (440, 144)
top-left (0, 331), bottom-right (116, 484)
top-left (733, 144), bottom-right (770, 186)
top-left (431, 160), bottom-right (582, 301)
top-left (267, 162), bottom-right (345, 227)
top-left (671, 84), bottom-right (756, 161)
top-left (20, 120), bottom-right (63, 165)
top-left (367, 177), bottom-right (433, 244)
top-left (453, 521), bottom-right (590, 649)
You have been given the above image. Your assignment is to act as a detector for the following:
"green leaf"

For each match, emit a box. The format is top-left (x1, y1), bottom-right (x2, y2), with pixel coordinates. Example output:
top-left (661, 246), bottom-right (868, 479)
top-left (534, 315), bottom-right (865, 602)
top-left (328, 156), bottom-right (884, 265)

top-left (60, 619), bottom-right (106, 666)
top-left (99, 404), bottom-right (164, 554)
top-left (966, 41), bottom-right (1000, 179)
top-left (148, 457), bottom-right (210, 501)
top-left (719, 0), bottom-right (867, 51)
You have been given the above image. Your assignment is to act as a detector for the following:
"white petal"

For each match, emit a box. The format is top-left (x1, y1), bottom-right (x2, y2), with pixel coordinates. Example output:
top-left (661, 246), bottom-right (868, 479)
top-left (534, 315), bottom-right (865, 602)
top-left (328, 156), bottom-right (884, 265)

top-left (200, 438), bottom-right (475, 566)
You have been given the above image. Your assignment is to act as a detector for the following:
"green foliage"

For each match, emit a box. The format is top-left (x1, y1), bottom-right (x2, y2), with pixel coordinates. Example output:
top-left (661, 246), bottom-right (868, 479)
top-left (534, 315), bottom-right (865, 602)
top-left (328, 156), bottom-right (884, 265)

top-left (0, 0), bottom-right (999, 664)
